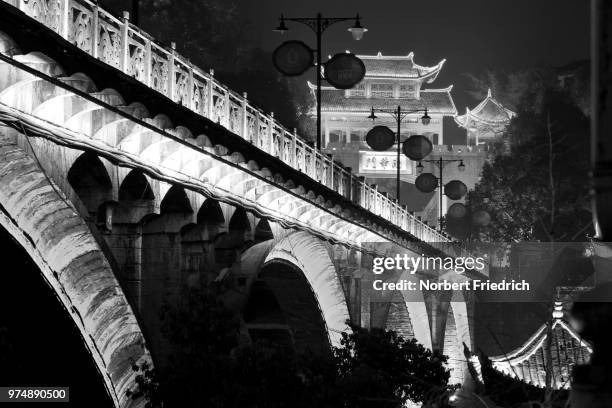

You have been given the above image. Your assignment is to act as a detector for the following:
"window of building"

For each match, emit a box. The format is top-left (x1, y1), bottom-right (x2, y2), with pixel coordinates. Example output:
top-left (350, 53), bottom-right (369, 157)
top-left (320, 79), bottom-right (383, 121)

top-left (349, 82), bottom-right (366, 97)
top-left (399, 84), bottom-right (417, 97)
top-left (371, 83), bottom-right (394, 98)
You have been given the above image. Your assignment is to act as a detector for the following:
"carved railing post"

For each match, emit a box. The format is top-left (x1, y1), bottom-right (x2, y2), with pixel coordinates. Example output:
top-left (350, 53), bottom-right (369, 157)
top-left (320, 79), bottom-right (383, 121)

top-left (372, 185), bottom-right (378, 212)
top-left (292, 128), bottom-right (298, 167)
top-left (120, 11), bottom-right (129, 72)
top-left (327, 155), bottom-right (334, 189)
top-left (60, 0), bottom-right (70, 39)
top-left (268, 113), bottom-right (274, 155)
top-left (224, 88), bottom-right (230, 128)
top-left (345, 168), bottom-right (353, 201)
top-left (187, 64), bottom-right (194, 110)
top-left (207, 69), bottom-right (214, 119)
top-left (143, 40), bottom-right (151, 87)
top-left (168, 42), bottom-right (176, 102)
top-left (242, 92), bottom-right (248, 139)
top-left (92, 3), bottom-right (99, 59)
top-left (357, 177), bottom-right (365, 206)
top-left (254, 111), bottom-right (261, 147)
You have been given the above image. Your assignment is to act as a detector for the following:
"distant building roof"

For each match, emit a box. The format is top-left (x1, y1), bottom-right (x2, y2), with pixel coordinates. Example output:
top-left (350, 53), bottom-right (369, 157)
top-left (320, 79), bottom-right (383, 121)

top-left (355, 52), bottom-right (445, 82)
top-left (488, 302), bottom-right (592, 390)
top-left (314, 84), bottom-right (457, 115)
top-left (454, 89), bottom-right (515, 132)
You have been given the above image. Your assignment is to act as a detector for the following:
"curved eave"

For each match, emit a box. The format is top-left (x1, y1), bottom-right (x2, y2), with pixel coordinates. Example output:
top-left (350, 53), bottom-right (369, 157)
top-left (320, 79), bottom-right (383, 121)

top-left (458, 110), bottom-right (513, 128)
top-left (490, 319), bottom-right (592, 367)
top-left (469, 93), bottom-right (516, 124)
top-left (419, 59), bottom-right (446, 83)
top-left (362, 59), bottom-right (446, 82)
top-left (454, 114), bottom-right (468, 128)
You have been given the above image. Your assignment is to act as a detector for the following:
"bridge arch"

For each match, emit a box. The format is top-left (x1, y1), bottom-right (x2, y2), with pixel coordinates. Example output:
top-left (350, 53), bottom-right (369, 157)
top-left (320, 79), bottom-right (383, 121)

top-left (230, 231), bottom-right (351, 348)
top-left (0, 133), bottom-right (150, 407)
top-left (197, 198), bottom-right (225, 235)
top-left (67, 152), bottom-right (114, 215)
top-left (254, 218), bottom-right (274, 243)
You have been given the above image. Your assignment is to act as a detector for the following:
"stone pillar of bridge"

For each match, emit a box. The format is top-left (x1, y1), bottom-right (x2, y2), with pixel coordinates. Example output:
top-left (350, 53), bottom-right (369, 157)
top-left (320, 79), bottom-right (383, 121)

top-left (135, 184), bottom-right (199, 363)
top-left (332, 245), bottom-right (363, 325)
top-left (359, 249), bottom-right (375, 329)
top-left (105, 171), bottom-right (158, 313)
top-left (106, 221), bottom-right (145, 311)
top-left (423, 289), bottom-right (452, 352)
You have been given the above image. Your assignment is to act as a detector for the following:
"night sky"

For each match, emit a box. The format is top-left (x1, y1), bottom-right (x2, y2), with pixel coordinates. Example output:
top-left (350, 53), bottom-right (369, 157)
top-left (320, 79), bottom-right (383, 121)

top-left (244, 0), bottom-right (590, 111)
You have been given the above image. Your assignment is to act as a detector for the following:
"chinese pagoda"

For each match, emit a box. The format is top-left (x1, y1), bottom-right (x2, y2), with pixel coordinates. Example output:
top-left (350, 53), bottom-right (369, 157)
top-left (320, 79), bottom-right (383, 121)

top-left (454, 88), bottom-right (515, 146)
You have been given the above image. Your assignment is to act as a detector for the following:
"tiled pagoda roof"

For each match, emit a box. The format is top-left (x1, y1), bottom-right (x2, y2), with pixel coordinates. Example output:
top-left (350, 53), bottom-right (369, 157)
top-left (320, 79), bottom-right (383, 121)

top-left (488, 303), bottom-right (592, 390)
top-left (316, 85), bottom-right (457, 115)
top-left (454, 88), bottom-right (515, 130)
top-left (356, 52), bottom-right (445, 82)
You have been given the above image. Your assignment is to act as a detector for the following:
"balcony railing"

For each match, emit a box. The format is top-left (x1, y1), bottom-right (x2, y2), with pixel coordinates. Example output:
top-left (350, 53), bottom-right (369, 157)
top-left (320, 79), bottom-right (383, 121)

top-left (3, 0), bottom-right (452, 244)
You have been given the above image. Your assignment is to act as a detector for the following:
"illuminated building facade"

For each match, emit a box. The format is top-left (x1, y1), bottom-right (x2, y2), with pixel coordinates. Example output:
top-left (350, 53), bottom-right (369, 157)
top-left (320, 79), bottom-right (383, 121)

top-left (313, 52), bottom-right (457, 188)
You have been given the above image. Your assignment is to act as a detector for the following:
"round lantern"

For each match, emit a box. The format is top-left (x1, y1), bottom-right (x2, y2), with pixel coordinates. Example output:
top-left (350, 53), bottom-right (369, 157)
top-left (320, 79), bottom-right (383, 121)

top-left (272, 40), bottom-right (314, 76)
top-left (366, 126), bottom-right (395, 151)
top-left (324, 53), bottom-right (366, 89)
top-left (415, 173), bottom-right (438, 193)
top-left (448, 203), bottom-right (468, 218)
top-left (444, 180), bottom-right (468, 200)
top-left (472, 209), bottom-right (492, 226)
top-left (402, 135), bottom-right (432, 161)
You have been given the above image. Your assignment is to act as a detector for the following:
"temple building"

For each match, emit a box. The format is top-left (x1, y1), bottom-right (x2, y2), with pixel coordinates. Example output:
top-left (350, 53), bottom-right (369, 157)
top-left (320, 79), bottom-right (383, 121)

top-left (487, 300), bottom-right (592, 389)
top-left (454, 88), bottom-right (515, 146)
top-left (312, 52), bottom-right (461, 221)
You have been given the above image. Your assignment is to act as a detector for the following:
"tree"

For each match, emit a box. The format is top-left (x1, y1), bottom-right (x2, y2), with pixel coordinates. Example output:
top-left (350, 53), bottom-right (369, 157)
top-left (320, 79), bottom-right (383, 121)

top-left (334, 323), bottom-right (454, 408)
top-left (467, 89), bottom-right (592, 243)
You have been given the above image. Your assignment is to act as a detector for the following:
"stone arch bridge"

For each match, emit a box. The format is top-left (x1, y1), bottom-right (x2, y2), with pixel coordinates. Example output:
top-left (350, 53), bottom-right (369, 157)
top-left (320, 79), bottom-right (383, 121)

top-left (0, 1), bottom-right (480, 406)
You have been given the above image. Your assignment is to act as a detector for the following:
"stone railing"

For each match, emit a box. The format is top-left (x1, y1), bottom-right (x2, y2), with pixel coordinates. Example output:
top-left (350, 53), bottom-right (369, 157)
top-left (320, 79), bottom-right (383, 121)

top-left (3, 0), bottom-right (451, 244)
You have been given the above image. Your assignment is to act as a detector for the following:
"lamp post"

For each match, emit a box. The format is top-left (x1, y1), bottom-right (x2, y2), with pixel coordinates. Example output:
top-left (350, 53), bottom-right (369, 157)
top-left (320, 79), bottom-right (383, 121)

top-left (417, 158), bottom-right (466, 225)
top-left (367, 106), bottom-right (431, 203)
top-left (274, 13), bottom-right (367, 150)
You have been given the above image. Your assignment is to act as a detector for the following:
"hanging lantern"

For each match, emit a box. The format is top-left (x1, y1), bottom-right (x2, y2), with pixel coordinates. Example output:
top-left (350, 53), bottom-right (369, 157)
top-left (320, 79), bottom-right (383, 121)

top-left (444, 180), bottom-right (468, 200)
top-left (472, 209), bottom-right (492, 226)
top-left (448, 203), bottom-right (468, 218)
top-left (366, 125), bottom-right (395, 151)
top-left (402, 135), bottom-right (432, 161)
top-left (415, 173), bottom-right (438, 193)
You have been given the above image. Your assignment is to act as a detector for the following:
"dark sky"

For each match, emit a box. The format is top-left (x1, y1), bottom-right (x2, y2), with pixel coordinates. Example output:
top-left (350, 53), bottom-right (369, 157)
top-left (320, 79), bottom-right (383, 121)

top-left (243, 0), bottom-right (590, 111)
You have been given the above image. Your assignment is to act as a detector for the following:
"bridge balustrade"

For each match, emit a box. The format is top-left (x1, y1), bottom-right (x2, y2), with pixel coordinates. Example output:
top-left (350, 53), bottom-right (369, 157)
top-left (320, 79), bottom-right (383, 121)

top-left (3, 0), bottom-right (453, 245)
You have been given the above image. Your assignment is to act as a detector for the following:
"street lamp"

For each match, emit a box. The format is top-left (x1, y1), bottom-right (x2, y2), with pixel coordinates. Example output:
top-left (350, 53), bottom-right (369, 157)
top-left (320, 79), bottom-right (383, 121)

top-left (274, 13), bottom-right (367, 150)
top-left (366, 106), bottom-right (431, 203)
top-left (417, 158), bottom-right (467, 224)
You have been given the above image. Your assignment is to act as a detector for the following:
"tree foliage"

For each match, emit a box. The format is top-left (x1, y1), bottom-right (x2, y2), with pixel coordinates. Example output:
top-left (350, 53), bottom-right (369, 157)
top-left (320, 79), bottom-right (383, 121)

top-left (335, 323), bottom-right (454, 407)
